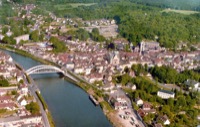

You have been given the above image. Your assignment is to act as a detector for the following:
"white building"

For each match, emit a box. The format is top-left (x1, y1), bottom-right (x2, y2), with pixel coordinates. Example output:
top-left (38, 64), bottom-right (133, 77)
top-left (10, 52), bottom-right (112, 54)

top-left (185, 79), bottom-right (199, 90)
top-left (14, 34), bottom-right (29, 44)
top-left (0, 34), bottom-right (4, 40)
top-left (74, 67), bottom-right (84, 74)
top-left (0, 115), bottom-right (42, 126)
top-left (135, 98), bottom-right (143, 106)
top-left (20, 84), bottom-right (28, 95)
top-left (158, 115), bottom-right (170, 125)
top-left (6, 31), bottom-right (13, 37)
top-left (66, 62), bottom-right (75, 70)
top-left (19, 98), bottom-right (27, 106)
top-left (157, 90), bottom-right (175, 99)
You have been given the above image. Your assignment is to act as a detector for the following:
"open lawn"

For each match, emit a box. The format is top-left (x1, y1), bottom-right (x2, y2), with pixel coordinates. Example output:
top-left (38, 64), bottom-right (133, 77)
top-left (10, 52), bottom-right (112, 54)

top-left (70, 3), bottom-right (97, 8)
top-left (54, 3), bottom-right (97, 10)
top-left (162, 9), bottom-right (199, 15)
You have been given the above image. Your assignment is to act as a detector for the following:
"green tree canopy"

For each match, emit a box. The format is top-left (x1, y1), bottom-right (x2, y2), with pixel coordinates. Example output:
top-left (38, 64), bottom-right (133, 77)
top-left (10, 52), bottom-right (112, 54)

top-left (30, 30), bottom-right (39, 42)
top-left (25, 102), bottom-right (40, 115)
top-left (49, 36), bottom-right (67, 53)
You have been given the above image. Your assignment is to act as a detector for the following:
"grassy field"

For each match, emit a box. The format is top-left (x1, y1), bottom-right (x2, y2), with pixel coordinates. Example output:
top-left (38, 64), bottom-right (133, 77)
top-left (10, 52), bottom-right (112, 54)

top-left (162, 9), bottom-right (199, 15)
top-left (54, 3), bottom-right (97, 10)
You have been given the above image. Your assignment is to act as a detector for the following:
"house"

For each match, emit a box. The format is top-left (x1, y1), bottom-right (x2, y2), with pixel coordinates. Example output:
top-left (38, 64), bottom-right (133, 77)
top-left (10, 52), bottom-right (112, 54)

top-left (16, 94), bottom-right (23, 101)
top-left (144, 109), bottom-right (156, 114)
top-left (157, 90), bottom-right (175, 99)
top-left (184, 79), bottom-right (199, 90)
top-left (65, 62), bottom-right (75, 70)
top-left (135, 98), bottom-right (143, 106)
top-left (114, 102), bottom-right (123, 110)
top-left (19, 98), bottom-right (27, 106)
top-left (0, 89), bottom-right (7, 96)
top-left (157, 115), bottom-right (170, 125)
top-left (74, 67), bottom-right (84, 74)
top-left (141, 102), bottom-right (156, 114)
top-left (0, 114), bottom-right (42, 125)
top-left (0, 103), bottom-right (15, 110)
top-left (24, 4), bottom-right (36, 11)
top-left (0, 96), bottom-right (12, 103)
top-left (17, 109), bottom-right (31, 116)
top-left (109, 51), bottom-right (120, 65)
top-left (102, 84), bottom-right (114, 91)
top-left (85, 67), bottom-right (92, 75)
top-left (6, 30), bottom-right (13, 37)
top-left (14, 34), bottom-right (29, 44)
top-left (140, 41), bottom-right (161, 53)
top-left (137, 108), bottom-right (146, 117)
top-left (131, 85), bottom-right (136, 90)
top-left (154, 123), bottom-right (163, 127)
top-left (197, 115), bottom-right (200, 120)
top-left (0, 34), bottom-right (4, 40)
top-left (109, 96), bottom-right (127, 110)
top-left (87, 73), bottom-right (103, 83)
top-left (126, 82), bottom-right (136, 90)
top-left (17, 74), bottom-right (23, 82)
top-left (116, 95), bottom-right (127, 103)
top-left (20, 84), bottom-right (28, 95)
top-left (142, 102), bottom-right (152, 110)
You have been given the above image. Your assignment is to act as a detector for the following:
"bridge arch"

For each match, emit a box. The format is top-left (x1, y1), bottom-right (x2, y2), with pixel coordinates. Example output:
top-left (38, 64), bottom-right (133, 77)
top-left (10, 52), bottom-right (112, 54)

top-left (26, 65), bottom-right (64, 75)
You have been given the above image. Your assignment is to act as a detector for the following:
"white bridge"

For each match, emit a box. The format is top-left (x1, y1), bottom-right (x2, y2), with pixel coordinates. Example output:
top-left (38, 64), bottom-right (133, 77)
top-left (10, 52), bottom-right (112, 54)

top-left (26, 65), bottom-right (65, 75)
top-left (26, 65), bottom-right (78, 82)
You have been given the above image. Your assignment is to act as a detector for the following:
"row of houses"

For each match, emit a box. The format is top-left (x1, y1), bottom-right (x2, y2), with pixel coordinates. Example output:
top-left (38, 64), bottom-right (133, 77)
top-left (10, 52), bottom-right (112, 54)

top-left (0, 51), bottom-right (43, 126)
top-left (136, 98), bottom-right (170, 126)
top-left (0, 115), bottom-right (43, 127)
top-left (109, 95), bottom-right (128, 110)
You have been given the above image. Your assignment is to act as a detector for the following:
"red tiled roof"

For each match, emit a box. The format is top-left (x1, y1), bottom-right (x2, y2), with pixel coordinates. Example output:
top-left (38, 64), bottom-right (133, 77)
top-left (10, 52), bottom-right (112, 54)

top-left (0, 103), bottom-right (15, 109)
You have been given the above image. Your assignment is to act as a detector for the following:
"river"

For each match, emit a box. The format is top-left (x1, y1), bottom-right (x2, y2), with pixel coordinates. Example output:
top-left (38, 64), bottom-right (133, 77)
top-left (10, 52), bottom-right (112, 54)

top-left (2, 50), bottom-right (112, 127)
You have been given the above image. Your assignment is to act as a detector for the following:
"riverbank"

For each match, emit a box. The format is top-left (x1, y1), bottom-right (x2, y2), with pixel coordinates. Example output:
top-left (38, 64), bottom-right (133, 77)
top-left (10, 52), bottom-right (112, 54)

top-left (0, 44), bottom-right (118, 127)
top-left (36, 91), bottom-right (55, 127)
top-left (0, 45), bottom-right (55, 127)
top-left (0, 45), bottom-right (58, 67)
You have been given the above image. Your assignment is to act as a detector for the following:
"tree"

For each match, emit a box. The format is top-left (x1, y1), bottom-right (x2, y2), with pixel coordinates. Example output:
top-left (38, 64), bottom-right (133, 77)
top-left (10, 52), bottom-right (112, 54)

top-left (30, 30), bottom-right (39, 42)
top-left (124, 66), bottom-right (130, 73)
top-left (0, 76), bottom-right (9, 87)
top-left (131, 64), bottom-right (146, 76)
top-left (2, 36), bottom-right (16, 45)
top-left (150, 66), bottom-right (178, 83)
top-left (75, 28), bottom-right (89, 41)
top-left (167, 98), bottom-right (174, 107)
top-left (25, 102), bottom-right (40, 115)
top-left (90, 28), bottom-right (105, 42)
top-left (49, 36), bottom-right (67, 53)
top-left (176, 96), bottom-right (186, 109)
top-left (11, 90), bottom-right (17, 95)
top-left (2, 26), bottom-right (8, 34)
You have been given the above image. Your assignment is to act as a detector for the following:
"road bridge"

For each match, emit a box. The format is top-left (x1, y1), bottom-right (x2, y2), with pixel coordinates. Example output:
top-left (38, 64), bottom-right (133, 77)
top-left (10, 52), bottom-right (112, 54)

top-left (26, 65), bottom-right (78, 82)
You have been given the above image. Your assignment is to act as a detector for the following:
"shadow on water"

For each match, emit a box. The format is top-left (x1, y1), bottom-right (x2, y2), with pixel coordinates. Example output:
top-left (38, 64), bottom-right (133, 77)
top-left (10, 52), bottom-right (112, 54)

top-left (31, 73), bottom-right (64, 80)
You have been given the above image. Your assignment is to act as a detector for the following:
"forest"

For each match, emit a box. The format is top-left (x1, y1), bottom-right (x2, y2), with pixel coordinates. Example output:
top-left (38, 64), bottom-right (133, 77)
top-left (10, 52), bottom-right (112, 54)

top-left (130, 0), bottom-right (200, 11)
top-left (7, 0), bottom-right (200, 48)
top-left (34, 0), bottom-right (200, 48)
top-left (76, 2), bottom-right (199, 47)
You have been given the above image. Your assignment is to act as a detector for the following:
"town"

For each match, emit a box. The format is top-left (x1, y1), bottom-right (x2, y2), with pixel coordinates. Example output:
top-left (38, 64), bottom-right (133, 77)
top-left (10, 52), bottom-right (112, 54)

top-left (0, 1), bottom-right (199, 127)
top-left (0, 51), bottom-right (43, 126)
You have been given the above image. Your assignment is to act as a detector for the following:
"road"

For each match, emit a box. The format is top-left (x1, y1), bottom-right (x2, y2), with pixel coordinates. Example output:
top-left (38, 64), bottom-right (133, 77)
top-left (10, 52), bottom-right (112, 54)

top-left (23, 74), bottom-right (50, 127)
top-left (111, 88), bottom-right (145, 127)
top-left (14, 59), bottom-right (50, 127)
top-left (150, 78), bottom-right (188, 94)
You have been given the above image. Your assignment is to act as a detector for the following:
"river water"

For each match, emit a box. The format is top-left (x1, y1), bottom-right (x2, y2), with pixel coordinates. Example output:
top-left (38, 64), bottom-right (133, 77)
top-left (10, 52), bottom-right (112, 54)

top-left (3, 50), bottom-right (112, 127)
